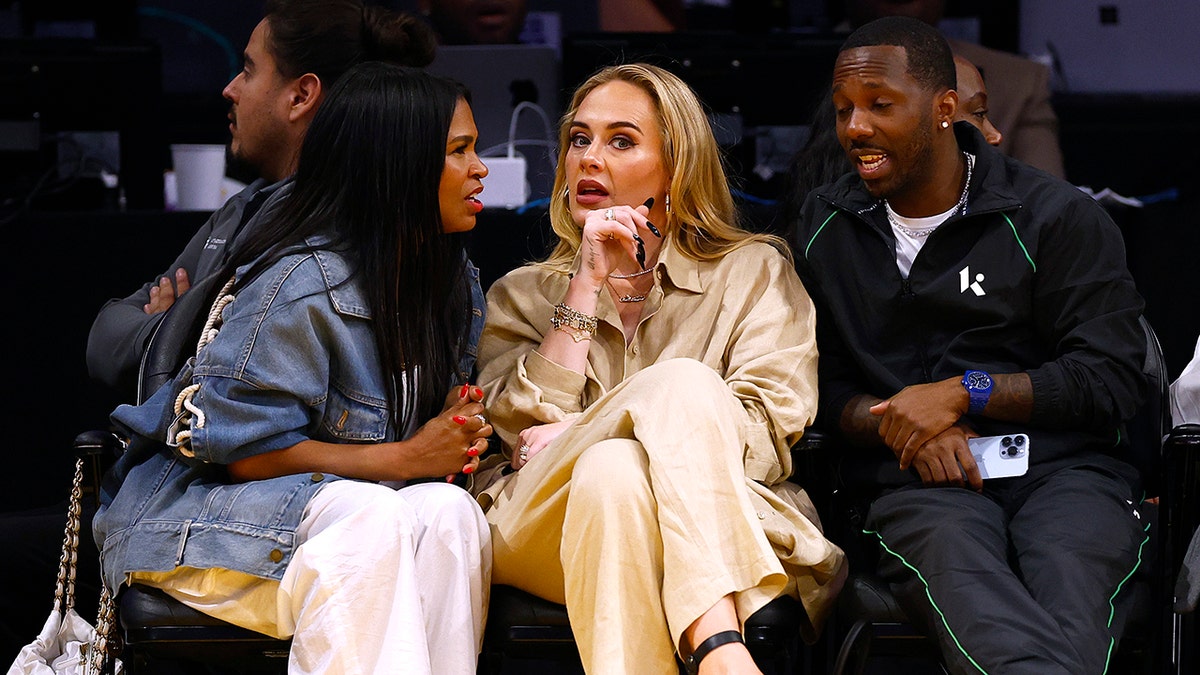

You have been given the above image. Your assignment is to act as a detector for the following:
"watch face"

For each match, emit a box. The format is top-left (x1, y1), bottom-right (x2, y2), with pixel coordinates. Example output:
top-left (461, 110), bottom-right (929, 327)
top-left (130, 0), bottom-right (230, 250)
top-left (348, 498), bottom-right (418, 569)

top-left (967, 372), bottom-right (992, 390)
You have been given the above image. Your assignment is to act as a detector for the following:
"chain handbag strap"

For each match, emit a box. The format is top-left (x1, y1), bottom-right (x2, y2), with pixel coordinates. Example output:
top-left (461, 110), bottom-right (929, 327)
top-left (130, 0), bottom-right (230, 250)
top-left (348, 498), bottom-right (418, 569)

top-left (53, 457), bottom-right (118, 674)
top-left (91, 583), bottom-right (116, 674)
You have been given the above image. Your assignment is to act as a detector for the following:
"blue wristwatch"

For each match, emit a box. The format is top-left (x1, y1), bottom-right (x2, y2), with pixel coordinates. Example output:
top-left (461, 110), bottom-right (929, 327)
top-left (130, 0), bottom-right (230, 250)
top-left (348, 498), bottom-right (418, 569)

top-left (962, 370), bottom-right (993, 415)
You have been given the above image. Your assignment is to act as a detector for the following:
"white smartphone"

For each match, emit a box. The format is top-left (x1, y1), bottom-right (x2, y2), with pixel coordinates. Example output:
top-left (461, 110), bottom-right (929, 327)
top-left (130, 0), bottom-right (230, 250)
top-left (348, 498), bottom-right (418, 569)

top-left (967, 434), bottom-right (1030, 479)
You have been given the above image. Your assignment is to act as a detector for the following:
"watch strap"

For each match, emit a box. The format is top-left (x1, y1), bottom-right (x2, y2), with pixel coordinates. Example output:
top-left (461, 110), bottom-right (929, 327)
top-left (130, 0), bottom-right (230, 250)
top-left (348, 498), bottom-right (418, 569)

top-left (963, 370), bottom-right (992, 415)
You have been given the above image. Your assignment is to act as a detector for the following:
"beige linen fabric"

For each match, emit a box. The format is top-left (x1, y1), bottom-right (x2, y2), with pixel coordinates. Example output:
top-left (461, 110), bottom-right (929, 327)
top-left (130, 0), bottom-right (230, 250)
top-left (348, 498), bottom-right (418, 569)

top-left (474, 240), bottom-right (847, 672)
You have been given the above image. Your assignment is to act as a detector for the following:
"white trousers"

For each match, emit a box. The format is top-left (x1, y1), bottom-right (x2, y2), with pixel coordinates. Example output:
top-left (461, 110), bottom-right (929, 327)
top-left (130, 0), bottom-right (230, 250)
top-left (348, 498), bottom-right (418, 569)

top-left (136, 481), bottom-right (491, 674)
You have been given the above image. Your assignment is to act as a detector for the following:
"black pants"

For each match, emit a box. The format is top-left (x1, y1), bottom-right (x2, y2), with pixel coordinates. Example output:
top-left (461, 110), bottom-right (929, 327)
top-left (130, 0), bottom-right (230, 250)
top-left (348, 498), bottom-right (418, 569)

top-left (865, 456), bottom-right (1144, 675)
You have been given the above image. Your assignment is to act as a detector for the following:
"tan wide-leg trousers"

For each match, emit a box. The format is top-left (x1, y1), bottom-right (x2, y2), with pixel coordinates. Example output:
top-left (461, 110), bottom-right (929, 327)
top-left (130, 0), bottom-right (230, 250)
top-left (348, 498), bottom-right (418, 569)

top-left (484, 358), bottom-right (792, 674)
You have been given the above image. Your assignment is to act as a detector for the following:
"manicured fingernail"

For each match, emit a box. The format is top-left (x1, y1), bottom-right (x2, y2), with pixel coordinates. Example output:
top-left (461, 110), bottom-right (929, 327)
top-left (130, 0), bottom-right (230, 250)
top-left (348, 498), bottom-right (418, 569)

top-left (453, 415), bottom-right (467, 425)
top-left (467, 447), bottom-right (480, 457)
top-left (636, 241), bottom-right (646, 270)
top-left (472, 386), bottom-right (483, 399)
top-left (645, 220), bottom-right (662, 237)
top-left (642, 196), bottom-right (654, 209)
top-left (632, 233), bottom-right (644, 244)
top-left (463, 465), bottom-right (476, 474)
top-left (460, 384), bottom-right (470, 398)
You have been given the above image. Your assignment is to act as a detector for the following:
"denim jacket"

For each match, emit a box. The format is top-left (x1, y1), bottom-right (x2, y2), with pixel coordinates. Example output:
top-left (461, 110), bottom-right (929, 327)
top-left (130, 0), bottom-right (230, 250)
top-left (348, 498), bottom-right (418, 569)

top-left (93, 240), bottom-right (484, 592)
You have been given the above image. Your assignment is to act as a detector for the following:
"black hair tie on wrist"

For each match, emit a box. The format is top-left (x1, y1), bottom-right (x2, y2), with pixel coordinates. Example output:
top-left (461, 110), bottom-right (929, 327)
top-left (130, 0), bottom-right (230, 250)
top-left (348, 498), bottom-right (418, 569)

top-left (683, 630), bottom-right (743, 674)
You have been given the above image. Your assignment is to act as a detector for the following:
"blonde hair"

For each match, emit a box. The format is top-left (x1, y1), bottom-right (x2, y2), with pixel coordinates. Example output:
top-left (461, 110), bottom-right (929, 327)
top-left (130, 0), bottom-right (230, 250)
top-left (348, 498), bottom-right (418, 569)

top-left (542, 63), bottom-right (789, 269)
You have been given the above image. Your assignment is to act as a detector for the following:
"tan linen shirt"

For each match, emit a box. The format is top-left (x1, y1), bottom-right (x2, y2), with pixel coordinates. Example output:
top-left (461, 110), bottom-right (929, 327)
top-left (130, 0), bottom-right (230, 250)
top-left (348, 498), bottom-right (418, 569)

top-left (477, 239), bottom-right (819, 486)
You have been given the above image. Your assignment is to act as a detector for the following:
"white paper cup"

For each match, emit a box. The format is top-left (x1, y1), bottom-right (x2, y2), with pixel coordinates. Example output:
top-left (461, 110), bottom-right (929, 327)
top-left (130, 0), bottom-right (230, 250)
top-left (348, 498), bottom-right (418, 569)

top-left (171, 144), bottom-right (227, 210)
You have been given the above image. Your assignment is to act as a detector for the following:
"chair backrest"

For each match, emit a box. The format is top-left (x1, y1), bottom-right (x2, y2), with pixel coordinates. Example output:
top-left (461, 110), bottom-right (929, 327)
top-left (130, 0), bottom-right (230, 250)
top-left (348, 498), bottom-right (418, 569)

top-left (135, 272), bottom-right (227, 405)
top-left (1129, 316), bottom-right (1171, 496)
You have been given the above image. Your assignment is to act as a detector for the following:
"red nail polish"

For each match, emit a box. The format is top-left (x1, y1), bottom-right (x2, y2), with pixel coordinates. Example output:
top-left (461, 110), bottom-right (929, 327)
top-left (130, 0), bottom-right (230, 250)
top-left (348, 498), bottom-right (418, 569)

top-left (463, 465), bottom-right (475, 474)
top-left (467, 447), bottom-right (480, 457)
top-left (460, 384), bottom-right (470, 398)
top-left (452, 415), bottom-right (467, 425)
top-left (472, 387), bottom-right (483, 399)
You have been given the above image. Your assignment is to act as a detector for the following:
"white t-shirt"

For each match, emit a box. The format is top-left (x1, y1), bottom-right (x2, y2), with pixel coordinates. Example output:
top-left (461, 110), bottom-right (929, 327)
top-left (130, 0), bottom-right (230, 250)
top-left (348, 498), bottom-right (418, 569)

top-left (886, 202), bottom-right (958, 278)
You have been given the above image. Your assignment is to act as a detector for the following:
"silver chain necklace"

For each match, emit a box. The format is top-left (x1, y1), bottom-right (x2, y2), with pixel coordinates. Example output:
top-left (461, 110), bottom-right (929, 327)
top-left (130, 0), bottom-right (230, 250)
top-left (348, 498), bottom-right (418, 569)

top-left (886, 152), bottom-right (974, 239)
top-left (608, 267), bottom-right (654, 280)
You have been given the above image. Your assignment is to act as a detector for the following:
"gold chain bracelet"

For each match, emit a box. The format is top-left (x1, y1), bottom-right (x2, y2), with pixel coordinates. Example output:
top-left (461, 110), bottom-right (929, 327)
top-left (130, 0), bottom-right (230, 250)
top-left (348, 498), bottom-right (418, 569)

top-left (551, 302), bottom-right (598, 342)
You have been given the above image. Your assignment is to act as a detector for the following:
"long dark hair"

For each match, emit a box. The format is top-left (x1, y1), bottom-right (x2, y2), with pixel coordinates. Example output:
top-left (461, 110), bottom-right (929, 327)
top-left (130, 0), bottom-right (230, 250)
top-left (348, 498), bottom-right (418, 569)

top-left (215, 62), bottom-right (471, 428)
top-left (782, 88), bottom-right (850, 226)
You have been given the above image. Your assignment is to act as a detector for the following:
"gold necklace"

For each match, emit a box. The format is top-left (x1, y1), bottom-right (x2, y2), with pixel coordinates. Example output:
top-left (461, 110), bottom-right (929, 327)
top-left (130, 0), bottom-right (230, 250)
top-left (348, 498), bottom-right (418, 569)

top-left (607, 279), bottom-right (647, 303)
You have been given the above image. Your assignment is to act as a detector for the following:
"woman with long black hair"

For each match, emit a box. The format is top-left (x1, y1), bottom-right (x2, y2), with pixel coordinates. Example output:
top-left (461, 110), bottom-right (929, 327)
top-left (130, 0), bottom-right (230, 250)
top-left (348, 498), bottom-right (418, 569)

top-left (93, 62), bottom-right (493, 673)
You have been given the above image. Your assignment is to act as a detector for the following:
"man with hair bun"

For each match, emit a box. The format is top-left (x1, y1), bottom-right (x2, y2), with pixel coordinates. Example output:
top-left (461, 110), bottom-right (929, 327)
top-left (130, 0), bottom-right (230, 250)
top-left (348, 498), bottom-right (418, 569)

top-left (87, 0), bottom-right (438, 396)
top-left (0, 1), bottom-right (442, 660)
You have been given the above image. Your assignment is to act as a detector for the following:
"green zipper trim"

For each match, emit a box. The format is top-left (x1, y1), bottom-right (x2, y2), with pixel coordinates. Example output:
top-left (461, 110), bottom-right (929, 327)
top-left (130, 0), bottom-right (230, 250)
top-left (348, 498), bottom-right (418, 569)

top-left (865, 528), bottom-right (990, 674)
top-left (1100, 523), bottom-right (1151, 675)
top-left (1002, 213), bottom-right (1036, 272)
top-left (805, 211), bottom-right (839, 259)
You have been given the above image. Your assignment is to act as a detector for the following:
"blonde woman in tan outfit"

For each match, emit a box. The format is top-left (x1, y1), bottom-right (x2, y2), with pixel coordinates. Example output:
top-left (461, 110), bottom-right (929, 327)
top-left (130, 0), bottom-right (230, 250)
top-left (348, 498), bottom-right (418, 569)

top-left (473, 64), bottom-right (846, 674)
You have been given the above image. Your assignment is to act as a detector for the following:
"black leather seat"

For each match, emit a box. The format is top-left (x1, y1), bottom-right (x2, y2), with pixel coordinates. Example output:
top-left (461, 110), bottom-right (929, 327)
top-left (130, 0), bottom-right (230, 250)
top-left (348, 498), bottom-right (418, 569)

top-left (480, 584), bottom-right (805, 674)
top-left (118, 586), bottom-right (291, 672)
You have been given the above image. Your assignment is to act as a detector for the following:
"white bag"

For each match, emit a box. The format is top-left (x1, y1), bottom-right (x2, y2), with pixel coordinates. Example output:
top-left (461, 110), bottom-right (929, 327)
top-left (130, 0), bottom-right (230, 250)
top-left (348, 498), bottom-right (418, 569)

top-left (6, 459), bottom-right (121, 675)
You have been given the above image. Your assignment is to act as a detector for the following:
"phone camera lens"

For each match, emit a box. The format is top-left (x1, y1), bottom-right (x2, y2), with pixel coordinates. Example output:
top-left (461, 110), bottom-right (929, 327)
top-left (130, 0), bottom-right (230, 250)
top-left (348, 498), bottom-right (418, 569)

top-left (1001, 436), bottom-right (1013, 447)
top-left (1014, 435), bottom-right (1026, 446)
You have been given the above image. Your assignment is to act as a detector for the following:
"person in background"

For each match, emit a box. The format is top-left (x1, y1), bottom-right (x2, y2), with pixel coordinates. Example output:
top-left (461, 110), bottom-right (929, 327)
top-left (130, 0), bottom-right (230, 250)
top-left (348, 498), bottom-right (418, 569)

top-left (954, 53), bottom-right (1002, 147)
top-left (92, 62), bottom-right (492, 673)
top-left (1171, 338), bottom-right (1200, 619)
top-left (474, 63), bottom-right (846, 674)
top-left (782, 91), bottom-right (847, 228)
top-left (791, 17), bottom-right (1146, 673)
top-left (598, 0), bottom-right (684, 32)
top-left (87, 0), bottom-right (438, 397)
top-left (844, 0), bottom-right (1064, 177)
top-left (417, 0), bottom-right (528, 44)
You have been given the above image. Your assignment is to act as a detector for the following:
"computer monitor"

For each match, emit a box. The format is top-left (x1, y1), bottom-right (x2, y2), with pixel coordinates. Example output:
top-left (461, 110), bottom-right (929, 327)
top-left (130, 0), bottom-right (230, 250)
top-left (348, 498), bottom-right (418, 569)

top-left (427, 44), bottom-right (563, 202)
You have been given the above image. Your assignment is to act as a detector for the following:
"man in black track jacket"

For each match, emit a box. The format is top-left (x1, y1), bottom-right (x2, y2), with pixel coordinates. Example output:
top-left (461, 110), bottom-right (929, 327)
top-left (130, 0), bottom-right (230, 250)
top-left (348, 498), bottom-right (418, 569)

top-left (790, 16), bottom-right (1148, 675)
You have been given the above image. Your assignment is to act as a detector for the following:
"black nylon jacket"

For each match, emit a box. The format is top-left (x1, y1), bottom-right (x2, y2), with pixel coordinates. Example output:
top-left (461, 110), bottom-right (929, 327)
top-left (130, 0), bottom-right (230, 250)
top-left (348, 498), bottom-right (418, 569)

top-left (791, 123), bottom-right (1147, 481)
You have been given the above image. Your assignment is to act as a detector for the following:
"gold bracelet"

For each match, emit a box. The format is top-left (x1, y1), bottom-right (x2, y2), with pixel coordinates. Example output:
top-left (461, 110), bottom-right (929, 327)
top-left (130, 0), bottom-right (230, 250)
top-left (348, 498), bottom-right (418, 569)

top-left (551, 302), bottom-right (598, 341)
top-left (555, 323), bottom-right (592, 342)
